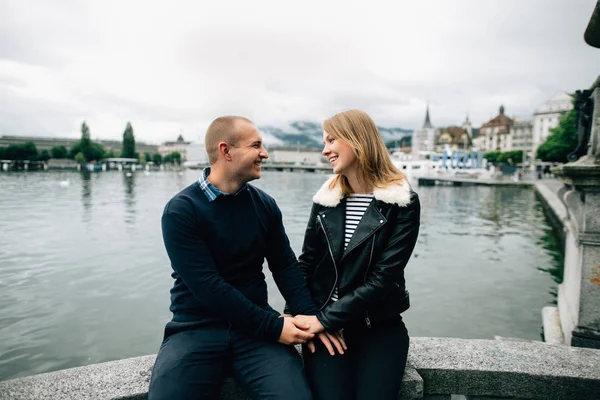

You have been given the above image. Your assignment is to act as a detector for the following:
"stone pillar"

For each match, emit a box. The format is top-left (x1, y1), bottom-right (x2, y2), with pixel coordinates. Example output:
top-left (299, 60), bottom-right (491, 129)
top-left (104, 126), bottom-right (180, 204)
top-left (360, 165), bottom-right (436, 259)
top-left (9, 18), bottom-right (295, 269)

top-left (554, 76), bottom-right (600, 348)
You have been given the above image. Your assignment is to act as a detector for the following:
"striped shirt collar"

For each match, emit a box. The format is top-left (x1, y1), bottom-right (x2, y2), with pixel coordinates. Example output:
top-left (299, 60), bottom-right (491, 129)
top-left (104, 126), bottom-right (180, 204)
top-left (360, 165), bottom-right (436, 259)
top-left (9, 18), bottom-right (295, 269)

top-left (197, 167), bottom-right (247, 202)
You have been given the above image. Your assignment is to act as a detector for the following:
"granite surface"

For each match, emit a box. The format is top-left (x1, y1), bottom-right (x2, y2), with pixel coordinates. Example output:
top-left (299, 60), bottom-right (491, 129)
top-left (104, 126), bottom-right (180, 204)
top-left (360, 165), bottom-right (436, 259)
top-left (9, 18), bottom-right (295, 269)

top-left (2, 337), bottom-right (600, 399)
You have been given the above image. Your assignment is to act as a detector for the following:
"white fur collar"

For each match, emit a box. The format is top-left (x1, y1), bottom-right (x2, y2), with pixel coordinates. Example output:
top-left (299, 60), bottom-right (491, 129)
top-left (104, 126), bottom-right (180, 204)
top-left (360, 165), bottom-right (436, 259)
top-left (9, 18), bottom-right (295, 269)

top-left (313, 176), bottom-right (412, 207)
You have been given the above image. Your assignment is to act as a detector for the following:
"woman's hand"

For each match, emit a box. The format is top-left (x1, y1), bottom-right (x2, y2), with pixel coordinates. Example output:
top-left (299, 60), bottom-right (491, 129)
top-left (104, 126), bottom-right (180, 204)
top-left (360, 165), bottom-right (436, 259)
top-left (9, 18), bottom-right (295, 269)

top-left (292, 315), bottom-right (325, 334)
top-left (289, 315), bottom-right (347, 355)
top-left (306, 331), bottom-right (347, 355)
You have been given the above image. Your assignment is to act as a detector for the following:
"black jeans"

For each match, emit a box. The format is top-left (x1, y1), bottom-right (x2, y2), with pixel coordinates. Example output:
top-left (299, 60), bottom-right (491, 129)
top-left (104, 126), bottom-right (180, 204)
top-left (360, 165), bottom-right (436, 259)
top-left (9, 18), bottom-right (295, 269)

top-left (148, 318), bottom-right (312, 400)
top-left (303, 317), bottom-right (409, 400)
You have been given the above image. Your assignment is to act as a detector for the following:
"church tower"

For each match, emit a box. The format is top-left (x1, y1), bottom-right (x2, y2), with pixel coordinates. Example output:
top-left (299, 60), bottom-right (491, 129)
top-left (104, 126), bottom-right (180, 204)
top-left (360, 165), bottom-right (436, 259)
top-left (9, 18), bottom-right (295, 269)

top-left (412, 104), bottom-right (436, 158)
top-left (423, 104), bottom-right (436, 154)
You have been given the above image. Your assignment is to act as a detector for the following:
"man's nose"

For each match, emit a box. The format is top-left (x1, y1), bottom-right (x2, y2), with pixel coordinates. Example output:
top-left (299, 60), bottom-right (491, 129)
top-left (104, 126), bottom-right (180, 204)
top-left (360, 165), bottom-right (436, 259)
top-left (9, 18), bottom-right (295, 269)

top-left (260, 147), bottom-right (268, 159)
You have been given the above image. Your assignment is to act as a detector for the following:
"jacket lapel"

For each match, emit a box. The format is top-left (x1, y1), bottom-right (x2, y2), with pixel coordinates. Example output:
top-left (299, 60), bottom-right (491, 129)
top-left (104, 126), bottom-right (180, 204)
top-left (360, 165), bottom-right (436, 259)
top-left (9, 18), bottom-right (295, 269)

top-left (319, 201), bottom-right (346, 265)
top-left (343, 202), bottom-right (387, 258)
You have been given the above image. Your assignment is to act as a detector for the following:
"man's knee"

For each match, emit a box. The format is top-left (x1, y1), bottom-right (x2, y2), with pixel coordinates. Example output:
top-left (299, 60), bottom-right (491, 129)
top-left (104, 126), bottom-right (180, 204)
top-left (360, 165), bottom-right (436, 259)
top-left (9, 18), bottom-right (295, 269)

top-left (234, 344), bottom-right (312, 400)
top-left (148, 334), bottom-right (226, 400)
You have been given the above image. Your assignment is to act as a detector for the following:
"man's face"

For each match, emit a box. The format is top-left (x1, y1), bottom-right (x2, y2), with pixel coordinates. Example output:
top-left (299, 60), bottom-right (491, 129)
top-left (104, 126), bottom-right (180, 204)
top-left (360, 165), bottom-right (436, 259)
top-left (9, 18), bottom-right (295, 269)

top-left (229, 122), bottom-right (269, 183)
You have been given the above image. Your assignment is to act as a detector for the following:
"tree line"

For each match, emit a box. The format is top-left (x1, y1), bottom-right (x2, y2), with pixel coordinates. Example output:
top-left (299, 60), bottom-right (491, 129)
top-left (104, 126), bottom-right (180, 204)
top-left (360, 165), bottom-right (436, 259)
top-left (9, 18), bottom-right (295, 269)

top-left (0, 122), bottom-right (181, 165)
top-left (483, 150), bottom-right (524, 165)
top-left (535, 107), bottom-right (577, 163)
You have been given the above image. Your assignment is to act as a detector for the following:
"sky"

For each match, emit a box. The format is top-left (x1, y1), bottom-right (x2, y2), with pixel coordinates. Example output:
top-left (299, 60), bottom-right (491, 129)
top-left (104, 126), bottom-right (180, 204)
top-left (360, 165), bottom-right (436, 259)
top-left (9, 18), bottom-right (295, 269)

top-left (1, 0), bottom-right (599, 144)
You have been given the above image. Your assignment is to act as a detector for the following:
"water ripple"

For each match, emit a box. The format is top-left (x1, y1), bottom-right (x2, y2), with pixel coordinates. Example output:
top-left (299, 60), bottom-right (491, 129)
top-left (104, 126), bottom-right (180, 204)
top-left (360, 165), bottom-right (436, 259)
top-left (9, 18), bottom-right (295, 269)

top-left (0, 171), bottom-right (561, 380)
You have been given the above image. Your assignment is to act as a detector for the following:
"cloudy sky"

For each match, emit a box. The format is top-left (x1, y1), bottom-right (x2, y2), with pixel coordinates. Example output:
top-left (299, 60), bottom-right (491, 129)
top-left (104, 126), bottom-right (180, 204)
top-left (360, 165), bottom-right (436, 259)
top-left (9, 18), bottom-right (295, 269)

top-left (1, 0), bottom-right (598, 144)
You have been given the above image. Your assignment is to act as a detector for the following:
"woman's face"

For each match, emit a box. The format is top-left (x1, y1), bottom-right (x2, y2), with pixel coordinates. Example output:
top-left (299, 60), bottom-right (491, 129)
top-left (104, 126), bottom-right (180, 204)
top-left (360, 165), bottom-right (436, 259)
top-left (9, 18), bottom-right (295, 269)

top-left (322, 131), bottom-right (358, 176)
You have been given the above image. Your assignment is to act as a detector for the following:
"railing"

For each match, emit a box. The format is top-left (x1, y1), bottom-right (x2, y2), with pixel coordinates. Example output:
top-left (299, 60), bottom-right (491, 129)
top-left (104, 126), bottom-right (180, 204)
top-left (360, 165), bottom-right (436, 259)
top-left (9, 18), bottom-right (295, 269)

top-left (1, 337), bottom-right (599, 400)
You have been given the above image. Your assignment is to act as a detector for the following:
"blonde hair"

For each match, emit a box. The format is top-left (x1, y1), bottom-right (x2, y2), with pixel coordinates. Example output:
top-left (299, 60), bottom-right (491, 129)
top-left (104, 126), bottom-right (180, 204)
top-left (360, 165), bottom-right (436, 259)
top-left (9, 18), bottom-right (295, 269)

top-left (205, 116), bottom-right (253, 164)
top-left (323, 109), bottom-right (406, 196)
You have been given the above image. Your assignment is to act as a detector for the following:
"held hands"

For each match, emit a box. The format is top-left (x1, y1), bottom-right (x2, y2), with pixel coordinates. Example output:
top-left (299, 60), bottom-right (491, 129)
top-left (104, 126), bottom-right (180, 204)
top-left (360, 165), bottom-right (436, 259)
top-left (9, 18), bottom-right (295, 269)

top-left (291, 315), bottom-right (325, 334)
top-left (279, 314), bottom-right (347, 356)
top-left (278, 316), bottom-right (314, 345)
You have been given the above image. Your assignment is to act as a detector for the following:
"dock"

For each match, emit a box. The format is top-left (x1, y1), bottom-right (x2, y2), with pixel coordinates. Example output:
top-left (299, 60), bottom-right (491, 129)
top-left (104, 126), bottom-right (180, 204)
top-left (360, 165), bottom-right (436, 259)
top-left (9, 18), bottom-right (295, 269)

top-left (259, 163), bottom-right (332, 173)
top-left (418, 176), bottom-right (532, 187)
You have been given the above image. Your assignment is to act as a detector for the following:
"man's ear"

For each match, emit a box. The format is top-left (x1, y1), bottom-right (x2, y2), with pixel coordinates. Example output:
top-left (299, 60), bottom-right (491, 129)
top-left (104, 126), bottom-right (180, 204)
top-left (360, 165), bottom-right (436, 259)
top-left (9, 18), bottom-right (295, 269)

top-left (218, 142), bottom-right (232, 161)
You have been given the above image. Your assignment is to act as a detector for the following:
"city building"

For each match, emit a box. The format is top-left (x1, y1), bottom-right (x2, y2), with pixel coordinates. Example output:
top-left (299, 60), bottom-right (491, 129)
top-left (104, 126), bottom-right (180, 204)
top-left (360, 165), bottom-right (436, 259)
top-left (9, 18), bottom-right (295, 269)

top-left (462, 115), bottom-right (478, 147)
top-left (475, 105), bottom-right (514, 152)
top-left (532, 92), bottom-right (573, 159)
top-left (411, 105), bottom-right (436, 157)
top-left (510, 119), bottom-right (534, 151)
top-left (185, 142), bottom-right (209, 167)
top-left (435, 123), bottom-right (473, 153)
top-left (267, 147), bottom-right (324, 164)
top-left (158, 135), bottom-right (191, 161)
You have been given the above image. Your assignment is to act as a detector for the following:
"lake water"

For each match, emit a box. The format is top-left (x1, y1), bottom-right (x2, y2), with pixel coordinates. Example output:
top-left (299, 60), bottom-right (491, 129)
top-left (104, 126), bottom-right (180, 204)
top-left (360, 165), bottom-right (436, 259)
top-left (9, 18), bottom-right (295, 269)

top-left (0, 170), bottom-right (561, 380)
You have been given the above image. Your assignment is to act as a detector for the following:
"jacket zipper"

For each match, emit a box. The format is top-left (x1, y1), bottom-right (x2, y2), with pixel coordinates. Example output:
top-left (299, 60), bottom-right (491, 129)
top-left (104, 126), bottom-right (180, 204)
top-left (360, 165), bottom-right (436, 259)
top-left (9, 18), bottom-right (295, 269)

top-left (317, 214), bottom-right (338, 311)
top-left (364, 236), bottom-right (376, 328)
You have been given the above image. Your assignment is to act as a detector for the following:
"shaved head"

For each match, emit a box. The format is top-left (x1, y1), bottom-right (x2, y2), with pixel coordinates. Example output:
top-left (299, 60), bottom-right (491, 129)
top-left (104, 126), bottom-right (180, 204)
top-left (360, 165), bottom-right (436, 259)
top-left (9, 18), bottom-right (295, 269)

top-left (205, 116), bottom-right (254, 164)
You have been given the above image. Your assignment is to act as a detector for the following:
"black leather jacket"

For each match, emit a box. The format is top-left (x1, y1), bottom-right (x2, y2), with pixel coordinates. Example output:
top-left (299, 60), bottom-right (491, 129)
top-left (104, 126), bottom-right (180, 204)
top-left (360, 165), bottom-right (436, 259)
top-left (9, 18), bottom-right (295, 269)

top-left (298, 179), bottom-right (420, 333)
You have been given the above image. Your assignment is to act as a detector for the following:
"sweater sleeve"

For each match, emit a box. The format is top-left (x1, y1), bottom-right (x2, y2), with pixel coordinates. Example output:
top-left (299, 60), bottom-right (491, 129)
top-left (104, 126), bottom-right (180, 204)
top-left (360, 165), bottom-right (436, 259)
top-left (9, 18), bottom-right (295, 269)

top-left (162, 197), bottom-right (284, 342)
top-left (265, 201), bottom-right (318, 316)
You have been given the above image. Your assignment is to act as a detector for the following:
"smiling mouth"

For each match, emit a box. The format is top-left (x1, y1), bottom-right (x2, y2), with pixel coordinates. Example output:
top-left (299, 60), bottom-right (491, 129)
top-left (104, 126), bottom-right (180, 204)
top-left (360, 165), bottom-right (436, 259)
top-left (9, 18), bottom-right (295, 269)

top-left (329, 156), bottom-right (338, 163)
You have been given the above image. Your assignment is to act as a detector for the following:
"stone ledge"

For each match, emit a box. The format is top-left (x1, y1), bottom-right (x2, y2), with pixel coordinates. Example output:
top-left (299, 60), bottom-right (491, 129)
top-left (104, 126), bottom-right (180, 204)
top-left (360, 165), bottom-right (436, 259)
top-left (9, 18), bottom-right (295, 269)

top-left (410, 337), bottom-right (600, 399)
top-left (541, 306), bottom-right (565, 345)
top-left (0, 354), bottom-right (424, 400)
top-left (2, 337), bottom-right (600, 399)
top-left (533, 182), bottom-right (568, 229)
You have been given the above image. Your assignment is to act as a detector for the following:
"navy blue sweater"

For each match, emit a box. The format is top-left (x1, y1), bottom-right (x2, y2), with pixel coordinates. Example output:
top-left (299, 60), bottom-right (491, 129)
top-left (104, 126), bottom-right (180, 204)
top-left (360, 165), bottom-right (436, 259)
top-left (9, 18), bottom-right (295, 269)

top-left (161, 182), bottom-right (317, 342)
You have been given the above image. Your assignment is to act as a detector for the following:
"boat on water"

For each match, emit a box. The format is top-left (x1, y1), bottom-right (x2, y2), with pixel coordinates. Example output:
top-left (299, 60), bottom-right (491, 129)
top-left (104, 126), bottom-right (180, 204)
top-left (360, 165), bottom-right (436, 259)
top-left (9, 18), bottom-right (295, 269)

top-left (391, 150), bottom-right (494, 180)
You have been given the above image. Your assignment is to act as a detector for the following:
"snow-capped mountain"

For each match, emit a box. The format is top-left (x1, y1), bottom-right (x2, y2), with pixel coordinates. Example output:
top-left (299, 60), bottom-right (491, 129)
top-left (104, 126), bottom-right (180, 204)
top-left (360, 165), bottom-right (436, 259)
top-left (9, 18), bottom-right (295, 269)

top-left (259, 121), bottom-right (412, 149)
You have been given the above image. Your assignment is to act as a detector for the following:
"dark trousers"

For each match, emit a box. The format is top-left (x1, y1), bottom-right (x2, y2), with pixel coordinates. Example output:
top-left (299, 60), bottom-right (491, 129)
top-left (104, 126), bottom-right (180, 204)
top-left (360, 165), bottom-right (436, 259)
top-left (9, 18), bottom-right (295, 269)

top-left (303, 317), bottom-right (409, 400)
top-left (148, 319), bottom-right (312, 400)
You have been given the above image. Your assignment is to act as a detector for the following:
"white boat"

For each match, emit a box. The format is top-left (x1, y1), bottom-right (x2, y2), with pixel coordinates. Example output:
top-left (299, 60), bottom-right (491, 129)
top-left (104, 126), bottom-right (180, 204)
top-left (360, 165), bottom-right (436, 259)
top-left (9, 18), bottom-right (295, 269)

top-left (391, 150), bottom-right (494, 180)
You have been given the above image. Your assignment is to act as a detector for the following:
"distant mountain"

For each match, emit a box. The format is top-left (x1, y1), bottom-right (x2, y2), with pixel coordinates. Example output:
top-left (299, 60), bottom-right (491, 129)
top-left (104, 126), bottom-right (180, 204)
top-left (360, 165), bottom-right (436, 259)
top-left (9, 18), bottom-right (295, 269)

top-left (386, 135), bottom-right (411, 149)
top-left (259, 121), bottom-right (323, 148)
top-left (259, 121), bottom-right (412, 149)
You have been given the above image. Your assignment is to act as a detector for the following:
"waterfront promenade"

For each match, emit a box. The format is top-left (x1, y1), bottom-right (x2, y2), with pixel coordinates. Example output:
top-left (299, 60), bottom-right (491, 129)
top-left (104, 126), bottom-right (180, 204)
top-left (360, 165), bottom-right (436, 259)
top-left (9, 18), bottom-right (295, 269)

top-left (418, 175), bottom-right (531, 187)
top-left (417, 173), bottom-right (561, 188)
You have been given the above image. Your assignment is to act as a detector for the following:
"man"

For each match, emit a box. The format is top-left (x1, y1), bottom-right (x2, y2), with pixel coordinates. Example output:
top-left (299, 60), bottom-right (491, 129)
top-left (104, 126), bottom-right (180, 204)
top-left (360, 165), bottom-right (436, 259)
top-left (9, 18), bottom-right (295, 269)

top-left (148, 116), bottom-right (319, 399)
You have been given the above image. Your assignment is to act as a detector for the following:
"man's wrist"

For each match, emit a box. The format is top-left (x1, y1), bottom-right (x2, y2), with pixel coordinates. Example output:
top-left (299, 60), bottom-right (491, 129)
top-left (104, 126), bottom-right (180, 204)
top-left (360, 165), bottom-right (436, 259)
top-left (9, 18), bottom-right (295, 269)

top-left (273, 315), bottom-right (285, 342)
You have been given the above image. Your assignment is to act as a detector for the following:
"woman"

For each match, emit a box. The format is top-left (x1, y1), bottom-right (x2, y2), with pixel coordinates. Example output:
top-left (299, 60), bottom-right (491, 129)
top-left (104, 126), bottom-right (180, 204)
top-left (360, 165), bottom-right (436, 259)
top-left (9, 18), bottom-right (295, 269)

top-left (295, 109), bottom-right (420, 400)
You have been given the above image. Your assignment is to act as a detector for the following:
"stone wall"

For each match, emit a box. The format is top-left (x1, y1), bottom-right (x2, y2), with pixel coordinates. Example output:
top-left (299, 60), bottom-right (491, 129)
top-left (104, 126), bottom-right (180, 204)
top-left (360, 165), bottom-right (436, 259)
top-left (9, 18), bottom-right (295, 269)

top-left (552, 76), bottom-right (600, 348)
top-left (1, 338), bottom-right (599, 400)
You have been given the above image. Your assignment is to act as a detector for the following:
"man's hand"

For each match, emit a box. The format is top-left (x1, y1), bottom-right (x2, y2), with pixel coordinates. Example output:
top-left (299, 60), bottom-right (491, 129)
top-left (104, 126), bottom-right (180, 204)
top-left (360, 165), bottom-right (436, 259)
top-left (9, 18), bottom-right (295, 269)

top-left (306, 331), bottom-right (347, 355)
top-left (278, 317), bottom-right (314, 345)
top-left (292, 315), bottom-right (325, 334)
